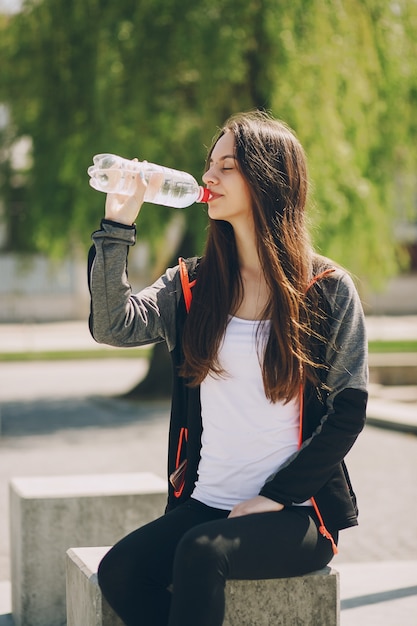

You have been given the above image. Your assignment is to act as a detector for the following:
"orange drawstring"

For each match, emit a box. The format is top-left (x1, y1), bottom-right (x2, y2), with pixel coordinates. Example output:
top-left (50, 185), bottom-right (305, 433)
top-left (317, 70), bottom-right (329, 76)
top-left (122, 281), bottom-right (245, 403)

top-left (298, 384), bottom-right (338, 555)
top-left (179, 257), bottom-right (196, 313)
top-left (298, 383), bottom-right (304, 449)
top-left (305, 268), bottom-right (335, 292)
top-left (172, 427), bottom-right (188, 498)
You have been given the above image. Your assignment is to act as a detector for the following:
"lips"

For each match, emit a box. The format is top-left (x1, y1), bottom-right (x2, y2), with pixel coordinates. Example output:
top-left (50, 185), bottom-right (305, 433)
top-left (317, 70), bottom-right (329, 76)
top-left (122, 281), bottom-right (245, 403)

top-left (206, 190), bottom-right (222, 202)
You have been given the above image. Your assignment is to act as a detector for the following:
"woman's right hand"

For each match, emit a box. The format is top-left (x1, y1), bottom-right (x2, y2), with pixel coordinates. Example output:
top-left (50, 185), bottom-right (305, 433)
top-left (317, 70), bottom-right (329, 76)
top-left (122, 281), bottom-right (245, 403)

top-left (104, 170), bottom-right (147, 226)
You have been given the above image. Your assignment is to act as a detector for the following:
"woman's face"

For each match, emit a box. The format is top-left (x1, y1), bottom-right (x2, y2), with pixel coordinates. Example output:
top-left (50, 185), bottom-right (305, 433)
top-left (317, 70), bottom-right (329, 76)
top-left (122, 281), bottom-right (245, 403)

top-left (202, 131), bottom-right (253, 229)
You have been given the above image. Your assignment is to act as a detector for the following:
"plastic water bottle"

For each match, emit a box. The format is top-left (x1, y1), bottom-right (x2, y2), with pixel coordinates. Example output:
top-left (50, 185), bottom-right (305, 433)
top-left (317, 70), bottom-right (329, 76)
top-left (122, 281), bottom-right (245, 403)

top-left (87, 153), bottom-right (210, 208)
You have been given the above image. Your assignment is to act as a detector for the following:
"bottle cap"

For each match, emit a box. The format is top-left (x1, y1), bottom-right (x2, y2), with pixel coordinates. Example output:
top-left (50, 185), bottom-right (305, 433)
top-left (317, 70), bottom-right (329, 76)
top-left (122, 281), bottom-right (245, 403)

top-left (198, 187), bottom-right (211, 203)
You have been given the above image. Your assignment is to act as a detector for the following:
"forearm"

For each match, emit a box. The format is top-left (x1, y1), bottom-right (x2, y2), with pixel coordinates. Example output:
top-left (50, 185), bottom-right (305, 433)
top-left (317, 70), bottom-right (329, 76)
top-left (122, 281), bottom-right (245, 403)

top-left (260, 269), bottom-right (368, 505)
top-left (88, 220), bottom-right (175, 349)
top-left (259, 387), bottom-right (367, 505)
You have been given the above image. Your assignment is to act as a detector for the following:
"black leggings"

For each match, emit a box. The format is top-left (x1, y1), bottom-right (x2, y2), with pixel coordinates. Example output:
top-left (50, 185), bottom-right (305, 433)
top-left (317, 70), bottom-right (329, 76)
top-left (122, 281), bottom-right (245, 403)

top-left (98, 498), bottom-right (337, 626)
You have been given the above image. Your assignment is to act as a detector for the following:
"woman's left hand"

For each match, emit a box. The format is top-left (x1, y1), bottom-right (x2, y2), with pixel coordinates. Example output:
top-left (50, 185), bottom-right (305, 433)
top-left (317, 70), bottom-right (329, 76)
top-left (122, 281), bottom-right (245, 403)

top-left (228, 496), bottom-right (284, 518)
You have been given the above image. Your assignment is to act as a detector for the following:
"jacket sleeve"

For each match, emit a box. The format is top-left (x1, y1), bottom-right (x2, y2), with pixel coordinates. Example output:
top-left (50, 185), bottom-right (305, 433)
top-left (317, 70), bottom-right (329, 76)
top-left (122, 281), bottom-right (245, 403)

top-left (88, 219), bottom-right (181, 352)
top-left (259, 269), bottom-right (368, 505)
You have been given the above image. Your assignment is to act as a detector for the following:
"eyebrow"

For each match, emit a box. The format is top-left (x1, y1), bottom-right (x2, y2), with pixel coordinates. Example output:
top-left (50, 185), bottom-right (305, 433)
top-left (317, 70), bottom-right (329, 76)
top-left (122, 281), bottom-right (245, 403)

top-left (209, 154), bottom-right (236, 164)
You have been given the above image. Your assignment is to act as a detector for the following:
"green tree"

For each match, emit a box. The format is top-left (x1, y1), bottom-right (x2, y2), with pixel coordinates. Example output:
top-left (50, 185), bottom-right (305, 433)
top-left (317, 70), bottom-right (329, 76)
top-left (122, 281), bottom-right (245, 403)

top-left (0, 0), bottom-right (269, 256)
top-left (1, 0), bottom-right (416, 273)
top-left (264, 0), bottom-right (417, 280)
top-left (1, 0), bottom-right (417, 396)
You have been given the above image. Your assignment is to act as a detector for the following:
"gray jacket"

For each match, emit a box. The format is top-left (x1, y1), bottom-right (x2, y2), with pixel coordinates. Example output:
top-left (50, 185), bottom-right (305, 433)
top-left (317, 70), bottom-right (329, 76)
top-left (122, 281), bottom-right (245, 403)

top-left (88, 219), bottom-right (368, 531)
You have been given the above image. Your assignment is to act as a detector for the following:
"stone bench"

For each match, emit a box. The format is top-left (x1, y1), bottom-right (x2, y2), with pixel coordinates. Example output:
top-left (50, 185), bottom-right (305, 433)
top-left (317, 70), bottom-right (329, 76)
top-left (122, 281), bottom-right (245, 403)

top-left (9, 472), bottom-right (167, 626)
top-left (66, 546), bottom-right (340, 626)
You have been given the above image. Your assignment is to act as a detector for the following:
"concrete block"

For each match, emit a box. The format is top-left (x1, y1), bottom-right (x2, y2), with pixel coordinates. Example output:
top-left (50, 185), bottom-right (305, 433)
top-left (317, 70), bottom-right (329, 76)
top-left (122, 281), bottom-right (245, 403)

top-left (224, 570), bottom-right (340, 625)
top-left (9, 472), bottom-right (166, 626)
top-left (66, 547), bottom-right (123, 626)
top-left (66, 546), bottom-right (340, 626)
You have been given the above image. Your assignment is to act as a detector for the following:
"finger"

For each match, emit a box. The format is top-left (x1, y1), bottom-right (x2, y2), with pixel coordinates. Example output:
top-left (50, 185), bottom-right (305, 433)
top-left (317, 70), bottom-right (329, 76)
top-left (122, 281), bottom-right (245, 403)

top-left (145, 171), bottom-right (163, 201)
top-left (132, 172), bottom-right (147, 202)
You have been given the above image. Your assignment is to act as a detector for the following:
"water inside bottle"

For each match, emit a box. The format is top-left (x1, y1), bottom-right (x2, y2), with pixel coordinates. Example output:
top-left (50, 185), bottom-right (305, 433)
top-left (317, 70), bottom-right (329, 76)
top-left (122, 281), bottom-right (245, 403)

top-left (88, 168), bottom-right (137, 195)
top-left (148, 178), bottom-right (199, 208)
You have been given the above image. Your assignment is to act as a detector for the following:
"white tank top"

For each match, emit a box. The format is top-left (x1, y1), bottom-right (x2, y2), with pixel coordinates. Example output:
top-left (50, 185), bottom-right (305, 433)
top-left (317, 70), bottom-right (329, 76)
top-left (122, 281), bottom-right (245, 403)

top-left (192, 316), bottom-right (310, 510)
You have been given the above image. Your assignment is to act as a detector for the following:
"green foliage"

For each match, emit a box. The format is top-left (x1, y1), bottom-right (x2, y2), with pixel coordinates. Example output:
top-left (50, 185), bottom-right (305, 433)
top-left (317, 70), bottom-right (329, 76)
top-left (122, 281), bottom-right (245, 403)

top-left (265, 0), bottom-right (417, 280)
top-left (0, 0), bottom-right (416, 282)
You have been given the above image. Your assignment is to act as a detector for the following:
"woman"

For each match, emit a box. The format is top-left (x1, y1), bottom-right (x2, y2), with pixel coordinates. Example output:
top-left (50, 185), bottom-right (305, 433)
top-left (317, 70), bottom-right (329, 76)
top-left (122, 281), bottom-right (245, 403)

top-left (88, 110), bottom-right (368, 626)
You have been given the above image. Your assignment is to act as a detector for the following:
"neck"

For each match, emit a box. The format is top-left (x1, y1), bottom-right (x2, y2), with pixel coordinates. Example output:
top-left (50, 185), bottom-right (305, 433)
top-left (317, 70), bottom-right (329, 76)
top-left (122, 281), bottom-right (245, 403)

top-left (232, 225), bottom-right (270, 320)
top-left (233, 223), bottom-right (262, 275)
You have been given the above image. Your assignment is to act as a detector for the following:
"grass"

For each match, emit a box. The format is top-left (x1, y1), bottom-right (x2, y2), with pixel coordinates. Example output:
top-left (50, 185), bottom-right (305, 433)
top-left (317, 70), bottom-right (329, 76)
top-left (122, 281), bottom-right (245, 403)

top-left (0, 341), bottom-right (416, 362)
top-left (0, 348), bottom-right (152, 362)
top-left (368, 340), bottom-right (417, 353)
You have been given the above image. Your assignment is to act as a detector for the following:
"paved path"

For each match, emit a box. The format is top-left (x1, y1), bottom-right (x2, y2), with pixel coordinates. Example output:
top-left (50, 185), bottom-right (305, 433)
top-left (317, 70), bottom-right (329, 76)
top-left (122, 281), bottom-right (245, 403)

top-left (1, 315), bottom-right (417, 352)
top-left (0, 319), bottom-right (416, 624)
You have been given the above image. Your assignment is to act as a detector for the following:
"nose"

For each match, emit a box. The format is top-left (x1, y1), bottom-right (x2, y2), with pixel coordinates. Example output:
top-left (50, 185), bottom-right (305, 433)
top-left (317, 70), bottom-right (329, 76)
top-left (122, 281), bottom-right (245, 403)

top-left (202, 166), bottom-right (218, 186)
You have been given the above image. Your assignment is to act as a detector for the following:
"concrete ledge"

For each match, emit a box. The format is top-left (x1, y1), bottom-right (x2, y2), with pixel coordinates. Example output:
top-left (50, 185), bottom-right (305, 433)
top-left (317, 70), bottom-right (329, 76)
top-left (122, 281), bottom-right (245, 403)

top-left (10, 472), bottom-right (166, 626)
top-left (66, 546), bottom-right (340, 626)
top-left (66, 547), bottom-right (123, 626)
top-left (367, 398), bottom-right (417, 434)
top-left (369, 353), bottom-right (417, 385)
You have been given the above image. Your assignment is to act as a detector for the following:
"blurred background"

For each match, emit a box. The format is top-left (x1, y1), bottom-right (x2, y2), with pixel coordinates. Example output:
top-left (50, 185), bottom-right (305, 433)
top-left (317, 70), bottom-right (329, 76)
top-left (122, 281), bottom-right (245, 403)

top-left (0, 0), bottom-right (417, 327)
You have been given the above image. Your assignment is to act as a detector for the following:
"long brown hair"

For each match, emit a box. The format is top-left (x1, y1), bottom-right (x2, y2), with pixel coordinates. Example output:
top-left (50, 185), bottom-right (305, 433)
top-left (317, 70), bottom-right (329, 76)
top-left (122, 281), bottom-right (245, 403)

top-left (181, 110), bottom-right (322, 403)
